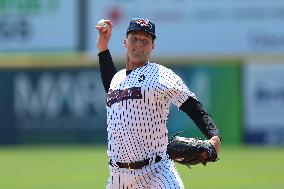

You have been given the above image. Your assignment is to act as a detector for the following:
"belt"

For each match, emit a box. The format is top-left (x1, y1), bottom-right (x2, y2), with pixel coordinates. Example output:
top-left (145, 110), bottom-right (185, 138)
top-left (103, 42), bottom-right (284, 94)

top-left (109, 155), bottom-right (162, 170)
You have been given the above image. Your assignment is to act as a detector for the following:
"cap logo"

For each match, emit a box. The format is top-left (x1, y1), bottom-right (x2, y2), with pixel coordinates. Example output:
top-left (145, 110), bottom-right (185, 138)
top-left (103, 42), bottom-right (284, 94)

top-left (135, 19), bottom-right (152, 29)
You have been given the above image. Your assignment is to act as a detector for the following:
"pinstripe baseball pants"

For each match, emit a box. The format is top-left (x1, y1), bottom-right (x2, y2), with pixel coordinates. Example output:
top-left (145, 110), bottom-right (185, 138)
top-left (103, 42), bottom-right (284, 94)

top-left (106, 158), bottom-right (184, 189)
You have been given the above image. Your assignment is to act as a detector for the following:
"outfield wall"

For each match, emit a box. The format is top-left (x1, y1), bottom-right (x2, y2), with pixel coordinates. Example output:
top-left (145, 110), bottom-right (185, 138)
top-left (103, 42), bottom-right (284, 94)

top-left (1, 56), bottom-right (284, 145)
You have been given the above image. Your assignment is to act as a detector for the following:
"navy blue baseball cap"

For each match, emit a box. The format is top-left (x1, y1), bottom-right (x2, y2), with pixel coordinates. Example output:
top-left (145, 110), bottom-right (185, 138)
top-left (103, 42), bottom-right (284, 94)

top-left (126, 18), bottom-right (156, 39)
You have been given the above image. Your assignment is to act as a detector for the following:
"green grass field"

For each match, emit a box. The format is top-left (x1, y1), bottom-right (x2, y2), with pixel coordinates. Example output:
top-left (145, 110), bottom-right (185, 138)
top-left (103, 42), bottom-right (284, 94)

top-left (0, 145), bottom-right (283, 189)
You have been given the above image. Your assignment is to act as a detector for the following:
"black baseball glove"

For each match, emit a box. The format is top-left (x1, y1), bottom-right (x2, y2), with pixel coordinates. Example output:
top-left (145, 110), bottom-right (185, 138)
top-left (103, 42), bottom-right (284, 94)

top-left (167, 135), bottom-right (218, 167)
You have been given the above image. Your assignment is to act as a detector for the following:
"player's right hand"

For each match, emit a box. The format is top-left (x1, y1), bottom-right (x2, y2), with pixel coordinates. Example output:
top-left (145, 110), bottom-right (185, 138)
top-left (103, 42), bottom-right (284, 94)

top-left (95, 19), bottom-right (113, 52)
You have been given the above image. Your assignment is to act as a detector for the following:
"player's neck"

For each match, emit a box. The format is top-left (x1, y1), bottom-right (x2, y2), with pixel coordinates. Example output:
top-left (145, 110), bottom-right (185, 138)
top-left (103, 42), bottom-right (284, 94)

top-left (126, 57), bottom-right (148, 71)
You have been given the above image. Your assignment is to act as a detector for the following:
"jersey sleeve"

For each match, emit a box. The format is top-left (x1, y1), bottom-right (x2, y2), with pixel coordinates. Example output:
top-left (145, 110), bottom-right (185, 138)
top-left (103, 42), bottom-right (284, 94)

top-left (98, 50), bottom-right (117, 93)
top-left (158, 67), bottom-right (196, 108)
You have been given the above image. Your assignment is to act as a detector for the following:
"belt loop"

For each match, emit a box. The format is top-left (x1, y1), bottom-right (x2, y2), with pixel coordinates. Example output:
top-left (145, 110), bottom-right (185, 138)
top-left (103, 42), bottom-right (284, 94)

top-left (155, 155), bottom-right (162, 163)
top-left (109, 159), bottom-right (119, 168)
top-left (127, 163), bottom-right (134, 170)
top-left (148, 156), bottom-right (154, 165)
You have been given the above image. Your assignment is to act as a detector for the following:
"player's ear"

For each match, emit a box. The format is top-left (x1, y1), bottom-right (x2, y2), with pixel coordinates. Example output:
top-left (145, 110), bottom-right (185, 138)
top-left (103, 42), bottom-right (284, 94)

top-left (152, 43), bottom-right (155, 50)
top-left (123, 39), bottom-right (127, 47)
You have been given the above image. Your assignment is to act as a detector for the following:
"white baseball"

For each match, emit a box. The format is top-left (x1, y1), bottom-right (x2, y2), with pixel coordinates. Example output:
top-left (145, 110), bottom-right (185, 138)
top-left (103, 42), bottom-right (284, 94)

top-left (97, 19), bottom-right (109, 28)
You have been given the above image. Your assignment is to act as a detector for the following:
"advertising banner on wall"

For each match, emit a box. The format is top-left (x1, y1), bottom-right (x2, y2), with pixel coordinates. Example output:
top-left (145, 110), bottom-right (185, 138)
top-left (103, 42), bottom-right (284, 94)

top-left (0, 67), bottom-right (107, 144)
top-left (0, 0), bottom-right (78, 52)
top-left (244, 61), bottom-right (284, 145)
top-left (88, 0), bottom-right (284, 56)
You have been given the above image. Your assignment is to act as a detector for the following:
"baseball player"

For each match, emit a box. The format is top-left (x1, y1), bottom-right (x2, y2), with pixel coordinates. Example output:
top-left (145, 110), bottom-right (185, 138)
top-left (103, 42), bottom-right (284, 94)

top-left (96, 18), bottom-right (221, 189)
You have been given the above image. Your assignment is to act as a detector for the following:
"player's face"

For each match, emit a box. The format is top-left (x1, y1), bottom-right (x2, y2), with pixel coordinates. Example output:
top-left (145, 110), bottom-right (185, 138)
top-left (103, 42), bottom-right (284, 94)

top-left (124, 31), bottom-right (155, 66)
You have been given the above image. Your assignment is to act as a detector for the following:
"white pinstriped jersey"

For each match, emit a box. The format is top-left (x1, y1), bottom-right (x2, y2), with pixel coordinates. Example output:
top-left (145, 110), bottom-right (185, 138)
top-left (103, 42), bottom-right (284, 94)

top-left (106, 63), bottom-right (196, 162)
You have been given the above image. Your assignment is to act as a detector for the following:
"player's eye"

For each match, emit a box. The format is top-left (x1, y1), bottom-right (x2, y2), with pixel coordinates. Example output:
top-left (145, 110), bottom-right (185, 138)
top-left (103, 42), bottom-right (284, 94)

top-left (142, 39), bottom-right (149, 44)
top-left (129, 37), bottom-right (150, 46)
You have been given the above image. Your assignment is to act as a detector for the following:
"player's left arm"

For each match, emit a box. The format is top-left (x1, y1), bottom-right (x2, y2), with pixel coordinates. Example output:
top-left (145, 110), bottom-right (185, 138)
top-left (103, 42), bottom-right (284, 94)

top-left (179, 97), bottom-right (221, 153)
top-left (160, 69), bottom-right (221, 153)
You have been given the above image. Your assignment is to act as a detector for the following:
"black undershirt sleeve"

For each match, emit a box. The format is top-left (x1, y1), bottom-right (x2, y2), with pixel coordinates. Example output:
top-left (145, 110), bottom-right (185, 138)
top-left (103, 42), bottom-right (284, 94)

top-left (179, 96), bottom-right (221, 140)
top-left (98, 49), bottom-right (117, 93)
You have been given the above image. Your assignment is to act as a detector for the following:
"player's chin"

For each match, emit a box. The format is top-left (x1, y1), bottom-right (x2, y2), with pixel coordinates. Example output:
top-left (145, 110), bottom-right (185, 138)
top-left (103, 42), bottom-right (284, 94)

top-left (131, 54), bottom-right (147, 62)
top-left (132, 51), bottom-right (144, 57)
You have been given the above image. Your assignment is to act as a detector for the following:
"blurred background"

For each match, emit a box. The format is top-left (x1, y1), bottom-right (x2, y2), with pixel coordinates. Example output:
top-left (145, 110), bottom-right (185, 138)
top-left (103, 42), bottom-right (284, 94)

top-left (0, 0), bottom-right (284, 188)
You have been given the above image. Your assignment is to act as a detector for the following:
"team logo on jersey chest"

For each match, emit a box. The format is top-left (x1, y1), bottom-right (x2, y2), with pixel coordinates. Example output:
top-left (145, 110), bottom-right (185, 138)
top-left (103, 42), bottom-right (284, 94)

top-left (106, 87), bottom-right (142, 107)
top-left (138, 74), bottom-right (145, 82)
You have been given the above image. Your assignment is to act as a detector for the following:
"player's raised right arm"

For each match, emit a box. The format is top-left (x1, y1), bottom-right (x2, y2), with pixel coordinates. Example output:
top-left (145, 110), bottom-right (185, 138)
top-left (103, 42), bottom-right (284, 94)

top-left (96, 19), bottom-right (112, 52)
top-left (96, 19), bottom-right (117, 93)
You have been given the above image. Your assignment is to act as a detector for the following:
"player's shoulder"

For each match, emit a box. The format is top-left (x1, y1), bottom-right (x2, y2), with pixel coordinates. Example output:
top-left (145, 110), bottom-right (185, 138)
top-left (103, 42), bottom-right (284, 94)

top-left (149, 63), bottom-right (179, 80)
top-left (114, 69), bottom-right (126, 77)
top-left (110, 69), bottom-right (126, 84)
top-left (148, 63), bottom-right (175, 74)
